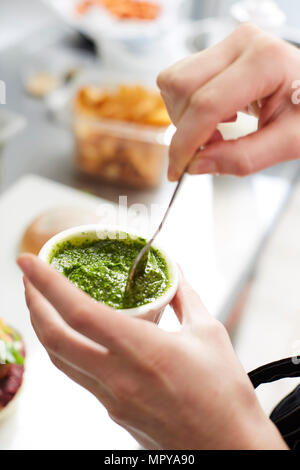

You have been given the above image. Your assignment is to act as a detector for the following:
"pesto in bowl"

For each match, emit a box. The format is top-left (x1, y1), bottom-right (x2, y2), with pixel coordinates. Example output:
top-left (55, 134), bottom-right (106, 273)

top-left (49, 236), bottom-right (170, 309)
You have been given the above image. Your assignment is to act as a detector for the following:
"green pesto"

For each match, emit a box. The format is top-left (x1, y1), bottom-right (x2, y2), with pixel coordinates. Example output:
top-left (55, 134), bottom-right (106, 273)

top-left (50, 236), bottom-right (170, 309)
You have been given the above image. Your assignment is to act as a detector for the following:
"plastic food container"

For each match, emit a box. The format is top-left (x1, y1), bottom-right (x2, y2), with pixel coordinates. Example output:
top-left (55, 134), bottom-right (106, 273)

top-left (74, 115), bottom-right (170, 188)
top-left (72, 82), bottom-right (172, 188)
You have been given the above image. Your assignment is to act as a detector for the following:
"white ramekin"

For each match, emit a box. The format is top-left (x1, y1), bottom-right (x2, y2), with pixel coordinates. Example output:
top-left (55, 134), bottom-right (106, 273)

top-left (39, 225), bottom-right (179, 323)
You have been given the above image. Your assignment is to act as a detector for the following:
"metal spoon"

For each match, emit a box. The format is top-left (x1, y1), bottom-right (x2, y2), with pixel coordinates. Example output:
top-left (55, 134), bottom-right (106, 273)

top-left (125, 172), bottom-right (186, 296)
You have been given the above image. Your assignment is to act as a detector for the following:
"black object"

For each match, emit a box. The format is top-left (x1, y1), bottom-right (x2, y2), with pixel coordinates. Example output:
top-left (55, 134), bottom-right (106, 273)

top-left (248, 357), bottom-right (300, 450)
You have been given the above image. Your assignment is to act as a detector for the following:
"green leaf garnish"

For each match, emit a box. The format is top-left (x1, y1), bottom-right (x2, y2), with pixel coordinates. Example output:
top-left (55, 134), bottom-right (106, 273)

top-left (0, 339), bottom-right (24, 365)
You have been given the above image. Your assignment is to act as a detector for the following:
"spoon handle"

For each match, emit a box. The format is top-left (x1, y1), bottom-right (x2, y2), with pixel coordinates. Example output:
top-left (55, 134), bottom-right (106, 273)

top-left (125, 172), bottom-right (186, 295)
top-left (148, 171), bottom-right (186, 246)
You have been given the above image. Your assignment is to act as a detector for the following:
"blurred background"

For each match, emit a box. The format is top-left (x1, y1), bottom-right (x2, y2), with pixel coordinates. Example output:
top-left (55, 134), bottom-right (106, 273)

top-left (1, 0), bottom-right (300, 449)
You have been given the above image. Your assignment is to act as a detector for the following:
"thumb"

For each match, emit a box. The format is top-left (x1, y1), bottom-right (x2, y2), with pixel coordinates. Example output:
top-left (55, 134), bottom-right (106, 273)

top-left (187, 119), bottom-right (287, 177)
top-left (171, 273), bottom-right (211, 326)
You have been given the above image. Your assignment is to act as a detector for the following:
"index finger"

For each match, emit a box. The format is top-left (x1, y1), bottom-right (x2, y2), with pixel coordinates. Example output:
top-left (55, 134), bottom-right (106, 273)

top-left (17, 254), bottom-right (162, 354)
top-left (168, 42), bottom-right (285, 180)
top-left (157, 23), bottom-right (261, 126)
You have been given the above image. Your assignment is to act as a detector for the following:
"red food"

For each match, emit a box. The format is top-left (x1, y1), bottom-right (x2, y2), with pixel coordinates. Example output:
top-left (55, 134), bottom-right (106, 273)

top-left (0, 364), bottom-right (24, 409)
top-left (0, 320), bottom-right (25, 411)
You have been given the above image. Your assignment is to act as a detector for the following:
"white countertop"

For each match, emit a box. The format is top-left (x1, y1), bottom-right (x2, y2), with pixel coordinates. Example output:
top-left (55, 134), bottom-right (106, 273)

top-left (0, 171), bottom-right (292, 449)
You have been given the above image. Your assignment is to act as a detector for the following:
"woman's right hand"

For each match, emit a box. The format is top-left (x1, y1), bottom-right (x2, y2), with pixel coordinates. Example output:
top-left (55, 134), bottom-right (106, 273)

top-left (157, 23), bottom-right (300, 181)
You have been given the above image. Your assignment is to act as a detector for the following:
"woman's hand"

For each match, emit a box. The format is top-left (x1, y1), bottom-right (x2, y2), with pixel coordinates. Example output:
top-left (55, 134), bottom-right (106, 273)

top-left (157, 23), bottom-right (300, 181)
top-left (18, 254), bottom-right (287, 449)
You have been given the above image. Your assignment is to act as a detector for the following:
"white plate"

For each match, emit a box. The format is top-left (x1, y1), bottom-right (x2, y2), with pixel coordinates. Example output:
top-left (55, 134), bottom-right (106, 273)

top-left (43, 0), bottom-right (183, 42)
top-left (42, 0), bottom-right (187, 78)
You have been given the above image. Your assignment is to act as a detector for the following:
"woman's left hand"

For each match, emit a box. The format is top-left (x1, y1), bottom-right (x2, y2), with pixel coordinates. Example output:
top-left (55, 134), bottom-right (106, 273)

top-left (17, 254), bottom-right (287, 450)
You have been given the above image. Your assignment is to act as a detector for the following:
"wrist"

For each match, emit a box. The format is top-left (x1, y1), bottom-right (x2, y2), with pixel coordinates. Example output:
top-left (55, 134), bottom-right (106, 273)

top-left (239, 414), bottom-right (288, 450)
top-left (231, 386), bottom-right (288, 450)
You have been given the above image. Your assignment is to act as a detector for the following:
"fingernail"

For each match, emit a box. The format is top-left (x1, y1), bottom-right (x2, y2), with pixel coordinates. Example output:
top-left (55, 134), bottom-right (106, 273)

top-left (168, 166), bottom-right (179, 182)
top-left (17, 256), bottom-right (33, 276)
top-left (188, 159), bottom-right (217, 175)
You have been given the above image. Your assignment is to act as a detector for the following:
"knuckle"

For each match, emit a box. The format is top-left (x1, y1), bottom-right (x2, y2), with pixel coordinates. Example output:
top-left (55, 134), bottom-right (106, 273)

top-left (200, 319), bottom-right (229, 348)
top-left (169, 73), bottom-right (189, 97)
top-left (144, 344), bottom-right (176, 378)
top-left (157, 67), bottom-right (189, 98)
top-left (236, 165), bottom-right (249, 177)
top-left (235, 161), bottom-right (249, 177)
top-left (251, 36), bottom-right (285, 63)
top-left (34, 266), bottom-right (52, 292)
top-left (27, 296), bottom-right (39, 317)
top-left (236, 22), bottom-right (260, 39)
top-left (40, 324), bottom-right (62, 353)
top-left (110, 376), bottom-right (130, 402)
top-left (156, 68), bottom-right (172, 91)
top-left (107, 381), bottom-right (136, 422)
top-left (190, 89), bottom-right (219, 118)
top-left (69, 305), bottom-right (90, 332)
top-left (111, 376), bottom-right (141, 404)
top-left (49, 354), bottom-right (64, 372)
top-left (24, 290), bottom-right (32, 310)
top-left (108, 405), bottom-right (127, 424)
top-left (232, 148), bottom-right (253, 176)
